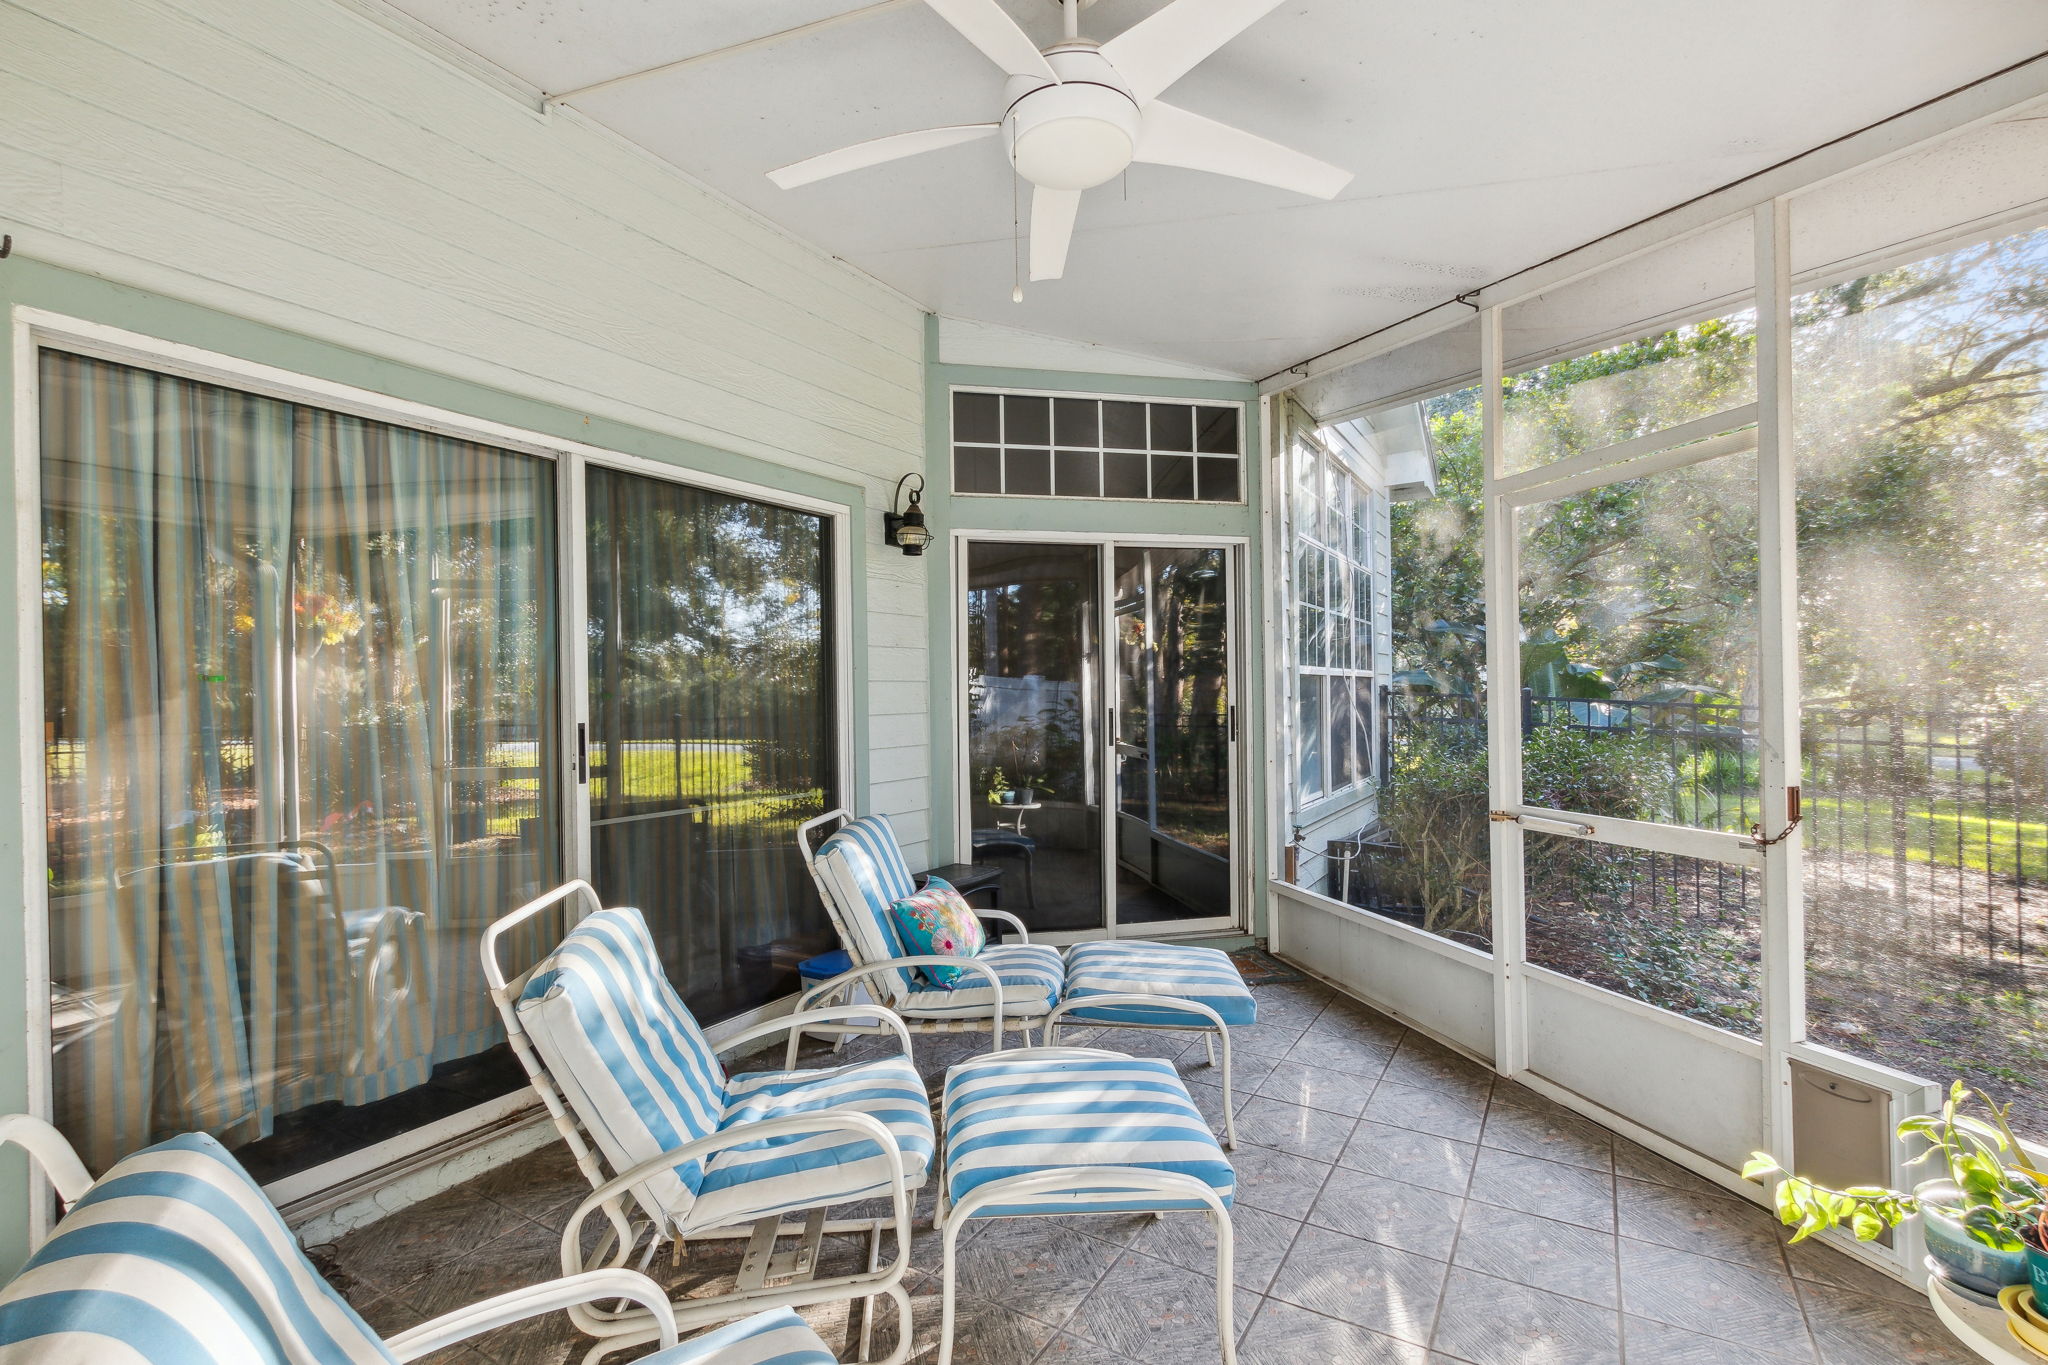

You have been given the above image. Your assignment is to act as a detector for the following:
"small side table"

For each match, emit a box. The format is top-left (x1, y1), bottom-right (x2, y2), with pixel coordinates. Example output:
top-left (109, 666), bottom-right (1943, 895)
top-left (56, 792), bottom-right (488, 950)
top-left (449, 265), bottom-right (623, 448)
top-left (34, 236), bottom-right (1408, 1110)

top-left (921, 861), bottom-right (1004, 908)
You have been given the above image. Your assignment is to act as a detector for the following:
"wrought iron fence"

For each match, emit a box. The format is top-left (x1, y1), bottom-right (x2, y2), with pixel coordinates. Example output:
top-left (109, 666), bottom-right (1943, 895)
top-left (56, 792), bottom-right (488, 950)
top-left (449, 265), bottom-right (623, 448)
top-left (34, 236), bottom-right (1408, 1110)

top-left (1344, 691), bottom-right (2048, 968)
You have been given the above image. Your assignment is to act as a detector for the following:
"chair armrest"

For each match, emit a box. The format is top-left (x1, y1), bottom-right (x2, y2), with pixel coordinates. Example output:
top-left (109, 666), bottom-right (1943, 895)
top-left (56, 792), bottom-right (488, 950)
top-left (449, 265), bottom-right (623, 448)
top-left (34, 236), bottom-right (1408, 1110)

top-left (975, 908), bottom-right (1031, 942)
top-left (795, 955), bottom-right (1009, 1046)
top-left (720, 1004), bottom-right (916, 1063)
top-left (563, 1111), bottom-right (912, 1276)
top-left (0, 1114), bottom-right (92, 1207)
top-left (385, 1268), bottom-right (677, 1360)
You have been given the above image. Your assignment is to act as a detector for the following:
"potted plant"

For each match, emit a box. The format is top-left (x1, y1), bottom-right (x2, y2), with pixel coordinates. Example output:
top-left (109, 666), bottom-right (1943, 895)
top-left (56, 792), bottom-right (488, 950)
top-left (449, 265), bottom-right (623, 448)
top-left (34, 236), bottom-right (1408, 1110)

top-left (1744, 1082), bottom-right (2046, 1297)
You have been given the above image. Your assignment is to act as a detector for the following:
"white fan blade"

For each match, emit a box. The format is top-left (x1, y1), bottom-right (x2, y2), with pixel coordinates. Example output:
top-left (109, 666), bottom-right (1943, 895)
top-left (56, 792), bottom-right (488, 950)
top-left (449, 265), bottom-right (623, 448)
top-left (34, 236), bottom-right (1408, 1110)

top-left (768, 123), bottom-right (1001, 189)
top-left (921, 0), bottom-right (1059, 82)
top-left (1030, 187), bottom-right (1081, 281)
top-left (1135, 101), bottom-right (1352, 198)
top-left (1099, 0), bottom-right (1286, 104)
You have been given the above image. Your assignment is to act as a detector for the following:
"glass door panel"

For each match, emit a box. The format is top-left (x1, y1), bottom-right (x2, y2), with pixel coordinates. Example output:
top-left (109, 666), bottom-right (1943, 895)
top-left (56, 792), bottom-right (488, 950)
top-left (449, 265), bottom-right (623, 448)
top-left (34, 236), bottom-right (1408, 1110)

top-left (585, 466), bottom-right (836, 1021)
top-left (1113, 546), bottom-right (1234, 926)
top-left (39, 349), bottom-right (562, 1183)
top-left (964, 542), bottom-right (1104, 933)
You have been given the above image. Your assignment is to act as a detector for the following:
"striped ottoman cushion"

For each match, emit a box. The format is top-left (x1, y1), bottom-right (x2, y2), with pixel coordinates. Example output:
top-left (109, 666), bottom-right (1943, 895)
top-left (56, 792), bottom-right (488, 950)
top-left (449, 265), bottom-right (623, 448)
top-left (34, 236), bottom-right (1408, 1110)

top-left (1057, 942), bottom-right (1257, 1028)
top-left (643, 1307), bottom-right (837, 1364)
top-left (942, 1048), bottom-right (1234, 1218)
top-left (694, 1056), bottom-right (937, 1232)
top-left (0, 1132), bottom-right (393, 1364)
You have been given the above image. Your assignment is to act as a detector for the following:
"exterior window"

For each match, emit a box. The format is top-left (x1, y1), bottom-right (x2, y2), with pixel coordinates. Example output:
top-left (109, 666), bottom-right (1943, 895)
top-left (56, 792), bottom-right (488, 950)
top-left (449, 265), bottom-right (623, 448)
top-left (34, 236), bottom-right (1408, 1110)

top-left (952, 390), bottom-right (1243, 502)
top-left (1292, 437), bottom-right (1377, 803)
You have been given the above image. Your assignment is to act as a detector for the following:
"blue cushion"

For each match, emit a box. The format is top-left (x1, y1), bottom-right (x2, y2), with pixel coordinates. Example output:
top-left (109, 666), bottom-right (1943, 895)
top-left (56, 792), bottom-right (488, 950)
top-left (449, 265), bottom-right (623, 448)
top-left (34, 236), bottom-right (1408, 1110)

top-left (517, 907), bottom-right (727, 1224)
top-left (812, 816), bottom-right (922, 1000)
top-left (642, 1307), bottom-right (838, 1365)
top-left (697, 1056), bottom-right (936, 1232)
top-left (897, 943), bottom-right (1064, 1020)
top-left (942, 1048), bottom-right (1234, 1218)
top-left (0, 1132), bottom-right (394, 1363)
top-left (1057, 941), bottom-right (1257, 1028)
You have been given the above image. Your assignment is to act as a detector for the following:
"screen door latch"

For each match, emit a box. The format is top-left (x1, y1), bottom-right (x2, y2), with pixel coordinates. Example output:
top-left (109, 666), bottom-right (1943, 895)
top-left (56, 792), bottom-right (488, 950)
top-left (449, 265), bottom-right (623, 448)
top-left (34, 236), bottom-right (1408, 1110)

top-left (1489, 810), bottom-right (1595, 838)
top-left (1743, 786), bottom-right (1803, 850)
top-left (575, 721), bottom-right (588, 785)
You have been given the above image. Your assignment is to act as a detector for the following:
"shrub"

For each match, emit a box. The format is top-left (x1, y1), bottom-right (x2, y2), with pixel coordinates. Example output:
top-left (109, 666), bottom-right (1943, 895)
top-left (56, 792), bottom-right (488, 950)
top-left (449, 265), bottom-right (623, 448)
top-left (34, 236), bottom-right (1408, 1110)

top-left (1371, 719), bottom-right (1675, 946)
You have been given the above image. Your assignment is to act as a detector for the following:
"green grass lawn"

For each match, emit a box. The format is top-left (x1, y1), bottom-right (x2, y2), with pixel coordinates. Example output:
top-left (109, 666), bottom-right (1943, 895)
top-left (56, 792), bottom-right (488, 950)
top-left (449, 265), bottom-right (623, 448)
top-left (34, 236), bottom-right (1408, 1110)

top-left (1804, 793), bottom-right (2048, 878)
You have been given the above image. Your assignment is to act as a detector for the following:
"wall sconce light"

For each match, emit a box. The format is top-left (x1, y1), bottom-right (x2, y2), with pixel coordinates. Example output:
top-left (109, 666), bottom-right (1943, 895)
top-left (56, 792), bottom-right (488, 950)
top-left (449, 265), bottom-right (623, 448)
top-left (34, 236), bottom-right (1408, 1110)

top-left (885, 473), bottom-right (932, 556)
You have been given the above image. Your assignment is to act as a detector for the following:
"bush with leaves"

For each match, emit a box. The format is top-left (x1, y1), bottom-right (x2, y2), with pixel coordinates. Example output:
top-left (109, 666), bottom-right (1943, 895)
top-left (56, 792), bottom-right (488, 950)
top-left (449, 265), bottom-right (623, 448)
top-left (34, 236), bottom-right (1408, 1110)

top-left (1372, 716), bottom-right (1676, 946)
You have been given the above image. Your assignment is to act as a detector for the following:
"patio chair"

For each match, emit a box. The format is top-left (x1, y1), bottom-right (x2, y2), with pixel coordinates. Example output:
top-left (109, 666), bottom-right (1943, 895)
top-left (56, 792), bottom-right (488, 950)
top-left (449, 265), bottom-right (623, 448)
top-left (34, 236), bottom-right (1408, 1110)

top-left (795, 811), bottom-right (1256, 1148)
top-left (0, 1113), bottom-right (867, 1364)
top-left (482, 880), bottom-right (932, 1362)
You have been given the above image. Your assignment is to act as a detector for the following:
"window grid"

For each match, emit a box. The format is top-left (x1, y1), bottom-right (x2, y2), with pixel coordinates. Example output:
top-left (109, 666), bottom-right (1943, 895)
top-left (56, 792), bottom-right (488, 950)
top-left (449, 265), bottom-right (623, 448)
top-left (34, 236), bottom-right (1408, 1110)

top-left (1294, 436), bottom-right (1377, 804)
top-left (952, 389), bottom-right (1244, 503)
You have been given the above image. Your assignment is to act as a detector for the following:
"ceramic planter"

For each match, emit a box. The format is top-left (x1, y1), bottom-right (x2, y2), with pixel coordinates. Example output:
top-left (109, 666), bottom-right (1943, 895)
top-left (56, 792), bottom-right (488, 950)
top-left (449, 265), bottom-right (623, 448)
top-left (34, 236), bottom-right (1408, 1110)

top-left (2024, 1230), bottom-right (2048, 1306)
top-left (1918, 1180), bottom-right (2030, 1295)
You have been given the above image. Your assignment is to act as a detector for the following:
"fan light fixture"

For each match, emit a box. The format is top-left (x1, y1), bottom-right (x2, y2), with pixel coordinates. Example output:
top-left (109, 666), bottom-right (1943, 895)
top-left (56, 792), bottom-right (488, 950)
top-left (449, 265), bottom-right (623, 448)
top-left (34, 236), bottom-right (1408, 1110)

top-left (886, 473), bottom-right (933, 556)
top-left (767, 0), bottom-right (1352, 284)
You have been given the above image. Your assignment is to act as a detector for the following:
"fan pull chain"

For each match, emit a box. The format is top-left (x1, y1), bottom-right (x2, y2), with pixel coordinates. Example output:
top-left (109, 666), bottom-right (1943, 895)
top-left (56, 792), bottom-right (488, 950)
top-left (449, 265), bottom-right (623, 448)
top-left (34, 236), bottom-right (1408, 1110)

top-left (1012, 171), bottom-right (1023, 303)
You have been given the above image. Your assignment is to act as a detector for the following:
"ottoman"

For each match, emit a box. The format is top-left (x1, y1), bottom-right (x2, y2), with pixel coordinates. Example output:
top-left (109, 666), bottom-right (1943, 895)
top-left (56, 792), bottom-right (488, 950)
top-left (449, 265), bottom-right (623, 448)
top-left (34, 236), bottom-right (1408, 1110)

top-left (935, 1047), bottom-right (1239, 1365)
top-left (1047, 940), bottom-right (1258, 1148)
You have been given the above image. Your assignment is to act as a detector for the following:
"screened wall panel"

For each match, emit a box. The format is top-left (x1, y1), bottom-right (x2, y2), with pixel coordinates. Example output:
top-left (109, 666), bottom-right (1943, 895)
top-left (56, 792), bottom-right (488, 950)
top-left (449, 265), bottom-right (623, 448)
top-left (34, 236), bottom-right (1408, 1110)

top-left (1792, 217), bottom-right (2048, 1136)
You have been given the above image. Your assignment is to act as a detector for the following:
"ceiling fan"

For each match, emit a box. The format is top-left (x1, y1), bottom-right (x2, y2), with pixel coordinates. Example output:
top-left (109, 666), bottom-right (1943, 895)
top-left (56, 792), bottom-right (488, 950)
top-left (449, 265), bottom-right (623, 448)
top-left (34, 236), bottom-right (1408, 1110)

top-left (766, 0), bottom-right (1353, 284)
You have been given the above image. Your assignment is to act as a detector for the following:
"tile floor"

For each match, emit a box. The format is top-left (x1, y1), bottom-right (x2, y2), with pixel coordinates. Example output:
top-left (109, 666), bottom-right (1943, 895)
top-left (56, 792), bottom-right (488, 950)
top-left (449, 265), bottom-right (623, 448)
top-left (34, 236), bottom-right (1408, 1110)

top-left (314, 977), bottom-right (1972, 1364)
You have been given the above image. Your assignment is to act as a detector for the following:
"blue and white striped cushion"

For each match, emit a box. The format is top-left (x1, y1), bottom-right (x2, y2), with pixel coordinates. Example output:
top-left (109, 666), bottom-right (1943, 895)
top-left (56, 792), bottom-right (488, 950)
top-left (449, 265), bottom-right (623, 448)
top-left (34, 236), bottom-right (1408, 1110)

top-left (1057, 942), bottom-right (1258, 1028)
top-left (642, 1307), bottom-right (837, 1365)
top-left (812, 817), bottom-right (921, 1001)
top-left (692, 1056), bottom-right (936, 1232)
top-left (942, 1048), bottom-right (1235, 1218)
top-left (0, 1132), bottom-right (393, 1364)
top-left (898, 943), bottom-right (1064, 1021)
top-left (517, 908), bottom-right (728, 1227)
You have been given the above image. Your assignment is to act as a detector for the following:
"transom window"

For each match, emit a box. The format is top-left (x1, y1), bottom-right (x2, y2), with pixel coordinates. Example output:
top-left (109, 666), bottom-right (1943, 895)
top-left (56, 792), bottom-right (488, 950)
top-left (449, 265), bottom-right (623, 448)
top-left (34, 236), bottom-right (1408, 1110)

top-left (951, 389), bottom-right (1243, 502)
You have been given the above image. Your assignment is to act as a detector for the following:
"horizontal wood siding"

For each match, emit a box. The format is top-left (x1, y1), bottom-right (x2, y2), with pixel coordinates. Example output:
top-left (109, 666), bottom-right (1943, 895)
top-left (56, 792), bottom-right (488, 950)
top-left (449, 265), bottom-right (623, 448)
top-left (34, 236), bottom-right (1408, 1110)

top-left (0, 0), bottom-right (933, 860)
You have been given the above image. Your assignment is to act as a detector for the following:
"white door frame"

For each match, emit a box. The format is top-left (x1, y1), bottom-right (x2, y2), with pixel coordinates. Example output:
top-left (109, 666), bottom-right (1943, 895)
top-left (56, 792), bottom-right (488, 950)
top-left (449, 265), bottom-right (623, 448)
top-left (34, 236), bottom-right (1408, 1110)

top-left (951, 528), bottom-right (1249, 942)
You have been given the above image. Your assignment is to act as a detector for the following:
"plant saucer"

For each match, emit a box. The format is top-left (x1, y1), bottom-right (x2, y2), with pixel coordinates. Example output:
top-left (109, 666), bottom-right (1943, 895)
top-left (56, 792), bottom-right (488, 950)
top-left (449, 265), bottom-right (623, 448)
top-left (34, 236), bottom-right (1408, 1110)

top-left (2004, 1287), bottom-right (2048, 1359)
top-left (1932, 1258), bottom-right (2008, 1310)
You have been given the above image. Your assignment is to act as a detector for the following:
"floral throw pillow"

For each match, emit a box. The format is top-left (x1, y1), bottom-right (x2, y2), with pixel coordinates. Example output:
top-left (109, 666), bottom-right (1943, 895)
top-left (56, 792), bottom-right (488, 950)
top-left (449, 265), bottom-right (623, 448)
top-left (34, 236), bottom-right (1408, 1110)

top-left (888, 877), bottom-right (986, 990)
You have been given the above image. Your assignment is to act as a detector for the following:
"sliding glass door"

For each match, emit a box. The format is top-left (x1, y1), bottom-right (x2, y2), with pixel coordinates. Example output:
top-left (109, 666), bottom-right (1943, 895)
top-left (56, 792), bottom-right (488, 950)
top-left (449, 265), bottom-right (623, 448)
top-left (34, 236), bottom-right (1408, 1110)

top-left (1114, 547), bottom-right (1234, 926)
top-left (964, 541), bottom-right (1106, 933)
top-left (35, 345), bottom-right (847, 1192)
top-left (40, 349), bottom-right (562, 1181)
top-left (962, 536), bottom-right (1240, 937)
top-left (584, 465), bottom-right (837, 1020)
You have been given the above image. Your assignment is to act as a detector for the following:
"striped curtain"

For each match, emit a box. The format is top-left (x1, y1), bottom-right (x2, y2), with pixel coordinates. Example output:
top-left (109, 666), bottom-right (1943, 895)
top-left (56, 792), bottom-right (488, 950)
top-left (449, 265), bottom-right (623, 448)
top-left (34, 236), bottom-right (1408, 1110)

top-left (41, 351), bottom-right (560, 1173)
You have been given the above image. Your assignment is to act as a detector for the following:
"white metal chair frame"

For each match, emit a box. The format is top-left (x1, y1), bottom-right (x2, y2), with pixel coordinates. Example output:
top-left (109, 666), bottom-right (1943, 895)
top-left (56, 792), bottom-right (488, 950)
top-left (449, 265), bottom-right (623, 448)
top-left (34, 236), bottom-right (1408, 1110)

top-left (0, 1114), bottom-right (687, 1364)
top-left (795, 810), bottom-right (1242, 1148)
top-left (794, 811), bottom-right (1037, 1053)
top-left (931, 1155), bottom-right (1237, 1365)
top-left (481, 880), bottom-right (920, 1364)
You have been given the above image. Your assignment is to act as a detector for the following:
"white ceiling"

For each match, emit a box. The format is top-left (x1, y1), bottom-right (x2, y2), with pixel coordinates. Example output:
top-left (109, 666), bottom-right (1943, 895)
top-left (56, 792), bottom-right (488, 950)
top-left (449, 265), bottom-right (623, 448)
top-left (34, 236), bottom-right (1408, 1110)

top-left (378, 0), bottom-right (2048, 379)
